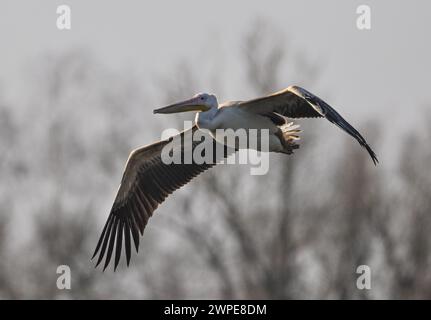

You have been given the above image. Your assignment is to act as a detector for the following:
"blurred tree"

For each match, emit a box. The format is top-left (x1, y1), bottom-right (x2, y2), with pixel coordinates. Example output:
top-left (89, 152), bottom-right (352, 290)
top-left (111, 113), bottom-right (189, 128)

top-left (2, 20), bottom-right (430, 300)
top-left (154, 20), bottom-right (322, 299)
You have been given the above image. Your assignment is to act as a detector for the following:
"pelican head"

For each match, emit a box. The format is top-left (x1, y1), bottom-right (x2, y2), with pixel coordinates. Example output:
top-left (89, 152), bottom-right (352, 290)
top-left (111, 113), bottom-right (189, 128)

top-left (154, 93), bottom-right (218, 114)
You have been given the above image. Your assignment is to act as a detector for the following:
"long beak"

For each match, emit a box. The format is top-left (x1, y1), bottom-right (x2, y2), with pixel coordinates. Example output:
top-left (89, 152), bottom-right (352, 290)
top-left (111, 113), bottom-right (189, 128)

top-left (153, 97), bottom-right (209, 114)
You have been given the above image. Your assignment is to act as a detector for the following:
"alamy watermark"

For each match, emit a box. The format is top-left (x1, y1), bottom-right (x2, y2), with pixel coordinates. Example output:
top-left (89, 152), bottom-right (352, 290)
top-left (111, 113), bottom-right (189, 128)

top-left (356, 265), bottom-right (371, 290)
top-left (160, 121), bottom-right (270, 176)
top-left (356, 5), bottom-right (371, 30)
top-left (57, 5), bottom-right (71, 30)
top-left (56, 265), bottom-right (71, 290)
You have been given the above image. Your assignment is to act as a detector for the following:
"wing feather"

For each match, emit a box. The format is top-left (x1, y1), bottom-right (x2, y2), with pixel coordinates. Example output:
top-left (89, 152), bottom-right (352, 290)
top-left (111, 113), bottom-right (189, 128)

top-left (239, 85), bottom-right (378, 164)
top-left (124, 219), bottom-right (132, 266)
top-left (93, 125), bottom-right (233, 270)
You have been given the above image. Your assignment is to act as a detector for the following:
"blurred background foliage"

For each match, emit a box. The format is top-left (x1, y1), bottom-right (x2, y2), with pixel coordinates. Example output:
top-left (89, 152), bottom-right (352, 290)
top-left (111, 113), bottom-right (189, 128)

top-left (0, 21), bottom-right (430, 299)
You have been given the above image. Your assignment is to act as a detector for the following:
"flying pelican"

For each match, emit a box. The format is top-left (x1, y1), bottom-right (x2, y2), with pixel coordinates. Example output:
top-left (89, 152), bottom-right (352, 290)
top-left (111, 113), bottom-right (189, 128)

top-left (92, 85), bottom-right (378, 270)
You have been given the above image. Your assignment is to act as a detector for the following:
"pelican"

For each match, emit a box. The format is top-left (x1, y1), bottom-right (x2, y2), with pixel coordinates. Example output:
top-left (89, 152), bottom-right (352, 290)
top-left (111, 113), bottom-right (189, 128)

top-left (92, 85), bottom-right (378, 270)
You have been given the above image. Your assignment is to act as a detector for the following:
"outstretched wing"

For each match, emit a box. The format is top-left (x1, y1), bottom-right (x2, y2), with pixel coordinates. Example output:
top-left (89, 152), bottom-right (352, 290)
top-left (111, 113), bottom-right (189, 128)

top-left (239, 85), bottom-right (378, 164)
top-left (92, 125), bottom-right (233, 271)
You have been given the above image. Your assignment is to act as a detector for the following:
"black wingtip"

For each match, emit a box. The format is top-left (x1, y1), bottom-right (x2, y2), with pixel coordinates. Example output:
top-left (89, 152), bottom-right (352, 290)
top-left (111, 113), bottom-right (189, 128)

top-left (371, 153), bottom-right (379, 166)
top-left (304, 90), bottom-right (379, 167)
top-left (91, 248), bottom-right (100, 260)
top-left (95, 253), bottom-right (104, 266)
top-left (103, 255), bottom-right (112, 272)
top-left (362, 142), bottom-right (379, 166)
top-left (90, 250), bottom-right (98, 266)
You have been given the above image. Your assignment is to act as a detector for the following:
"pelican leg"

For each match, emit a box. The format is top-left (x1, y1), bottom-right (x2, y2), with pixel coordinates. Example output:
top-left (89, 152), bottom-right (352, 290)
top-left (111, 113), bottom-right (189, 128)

top-left (274, 123), bottom-right (301, 155)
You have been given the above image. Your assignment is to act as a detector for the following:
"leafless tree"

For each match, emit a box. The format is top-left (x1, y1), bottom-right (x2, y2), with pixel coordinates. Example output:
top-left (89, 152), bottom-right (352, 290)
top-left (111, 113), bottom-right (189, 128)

top-left (1, 21), bottom-right (430, 300)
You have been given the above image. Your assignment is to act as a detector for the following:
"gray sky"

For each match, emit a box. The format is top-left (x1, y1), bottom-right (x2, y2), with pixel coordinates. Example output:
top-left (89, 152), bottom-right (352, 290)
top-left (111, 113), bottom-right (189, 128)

top-left (1, 0), bottom-right (429, 139)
